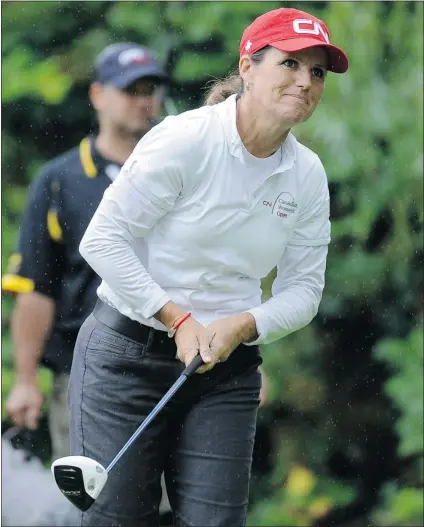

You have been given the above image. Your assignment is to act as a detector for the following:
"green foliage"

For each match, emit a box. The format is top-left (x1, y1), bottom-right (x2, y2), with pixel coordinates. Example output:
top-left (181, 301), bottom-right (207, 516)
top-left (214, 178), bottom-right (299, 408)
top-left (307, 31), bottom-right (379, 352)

top-left (2, 49), bottom-right (72, 104)
top-left (372, 484), bottom-right (424, 527)
top-left (1, 2), bottom-right (423, 526)
top-left (375, 326), bottom-right (423, 458)
top-left (371, 326), bottom-right (424, 526)
top-left (248, 465), bottom-right (356, 526)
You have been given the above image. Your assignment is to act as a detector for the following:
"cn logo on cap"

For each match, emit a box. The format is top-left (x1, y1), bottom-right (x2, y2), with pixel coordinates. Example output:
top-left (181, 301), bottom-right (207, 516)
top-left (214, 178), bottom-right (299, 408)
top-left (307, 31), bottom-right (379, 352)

top-left (292, 18), bottom-right (330, 44)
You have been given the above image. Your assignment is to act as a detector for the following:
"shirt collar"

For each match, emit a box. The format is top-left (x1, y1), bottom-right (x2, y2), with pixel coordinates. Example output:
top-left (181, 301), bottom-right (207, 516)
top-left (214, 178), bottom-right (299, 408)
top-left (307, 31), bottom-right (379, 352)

top-left (79, 136), bottom-right (123, 180)
top-left (216, 94), bottom-right (297, 174)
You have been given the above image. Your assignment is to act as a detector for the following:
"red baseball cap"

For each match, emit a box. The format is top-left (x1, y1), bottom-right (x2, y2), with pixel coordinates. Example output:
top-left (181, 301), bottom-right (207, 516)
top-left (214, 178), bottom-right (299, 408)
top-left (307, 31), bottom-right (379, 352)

top-left (240, 8), bottom-right (348, 73)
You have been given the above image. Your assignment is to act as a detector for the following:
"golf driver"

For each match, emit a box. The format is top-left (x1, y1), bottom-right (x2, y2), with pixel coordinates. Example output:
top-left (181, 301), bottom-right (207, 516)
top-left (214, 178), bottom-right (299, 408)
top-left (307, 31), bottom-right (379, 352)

top-left (51, 354), bottom-right (204, 511)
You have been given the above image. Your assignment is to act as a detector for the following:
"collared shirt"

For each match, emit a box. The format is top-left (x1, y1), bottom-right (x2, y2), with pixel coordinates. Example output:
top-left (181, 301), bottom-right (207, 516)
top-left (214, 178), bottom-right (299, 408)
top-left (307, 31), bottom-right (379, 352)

top-left (80, 95), bottom-right (330, 345)
top-left (2, 138), bottom-right (121, 372)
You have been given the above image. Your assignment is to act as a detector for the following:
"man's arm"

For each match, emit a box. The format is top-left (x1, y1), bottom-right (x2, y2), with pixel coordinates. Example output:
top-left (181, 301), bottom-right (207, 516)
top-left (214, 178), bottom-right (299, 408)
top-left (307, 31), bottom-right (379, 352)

top-left (3, 169), bottom-right (64, 429)
top-left (11, 292), bottom-right (55, 382)
top-left (6, 292), bottom-right (55, 429)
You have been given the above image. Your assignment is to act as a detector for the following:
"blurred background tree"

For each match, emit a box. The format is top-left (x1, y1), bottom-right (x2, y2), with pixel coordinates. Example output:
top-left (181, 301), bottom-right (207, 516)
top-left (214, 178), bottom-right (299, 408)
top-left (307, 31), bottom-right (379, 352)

top-left (2, 2), bottom-right (423, 526)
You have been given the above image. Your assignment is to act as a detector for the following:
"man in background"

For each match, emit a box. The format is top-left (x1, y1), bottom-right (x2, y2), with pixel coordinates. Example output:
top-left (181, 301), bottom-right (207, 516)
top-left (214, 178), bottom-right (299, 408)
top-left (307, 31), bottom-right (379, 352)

top-left (2, 42), bottom-right (168, 461)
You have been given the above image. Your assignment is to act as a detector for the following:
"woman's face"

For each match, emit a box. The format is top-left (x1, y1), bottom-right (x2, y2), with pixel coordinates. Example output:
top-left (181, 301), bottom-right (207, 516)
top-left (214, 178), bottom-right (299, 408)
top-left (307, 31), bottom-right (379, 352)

top-left (240, 46), bottom-right (328, 127)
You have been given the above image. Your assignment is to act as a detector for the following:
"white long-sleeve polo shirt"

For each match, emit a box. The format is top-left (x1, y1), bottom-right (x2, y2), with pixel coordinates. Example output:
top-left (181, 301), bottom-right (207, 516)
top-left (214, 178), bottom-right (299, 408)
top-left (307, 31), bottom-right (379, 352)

top-left (79, 94), bottom-right (330, 345)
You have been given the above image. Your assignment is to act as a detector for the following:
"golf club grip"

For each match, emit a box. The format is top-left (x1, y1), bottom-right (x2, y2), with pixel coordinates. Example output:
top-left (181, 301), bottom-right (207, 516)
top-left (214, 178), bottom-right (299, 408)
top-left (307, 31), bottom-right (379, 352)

top-left (182, 354), bottom-right (204, 377)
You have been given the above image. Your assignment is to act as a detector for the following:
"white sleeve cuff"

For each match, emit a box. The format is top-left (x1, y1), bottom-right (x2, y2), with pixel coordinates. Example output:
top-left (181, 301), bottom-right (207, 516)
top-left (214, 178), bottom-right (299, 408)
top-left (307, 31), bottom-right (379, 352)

top-left (288, 236), bottom-right (330, 246)
top-left (243, 306), bottom-right (269, 346)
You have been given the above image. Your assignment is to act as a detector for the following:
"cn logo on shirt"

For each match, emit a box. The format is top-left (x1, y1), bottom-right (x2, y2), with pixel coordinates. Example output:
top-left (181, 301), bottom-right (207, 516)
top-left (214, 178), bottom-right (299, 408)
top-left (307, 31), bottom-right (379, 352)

top-left (262, 192), bottom-right (298, 219)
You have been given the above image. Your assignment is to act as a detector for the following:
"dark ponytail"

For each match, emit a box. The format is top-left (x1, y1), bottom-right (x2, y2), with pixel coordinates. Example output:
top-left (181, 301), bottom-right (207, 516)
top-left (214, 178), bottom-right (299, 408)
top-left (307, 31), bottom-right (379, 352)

top-left (204, 72), bottom-right (243, 105)
top-left (203, 46), bottom-right (271, 106)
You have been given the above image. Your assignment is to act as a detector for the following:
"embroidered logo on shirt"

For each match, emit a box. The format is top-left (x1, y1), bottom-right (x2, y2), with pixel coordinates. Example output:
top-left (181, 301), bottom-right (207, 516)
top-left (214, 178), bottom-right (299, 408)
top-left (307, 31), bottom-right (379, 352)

top-left (262, 192), bottom-right (298, 219)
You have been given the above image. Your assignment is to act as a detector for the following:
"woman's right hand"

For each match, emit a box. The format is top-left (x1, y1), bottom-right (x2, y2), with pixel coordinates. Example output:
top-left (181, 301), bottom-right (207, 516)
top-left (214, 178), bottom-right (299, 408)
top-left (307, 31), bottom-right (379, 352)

top-left (155, 302), bottom-right (214, 373)
top-left (174, 317), bottom-right (215, 373)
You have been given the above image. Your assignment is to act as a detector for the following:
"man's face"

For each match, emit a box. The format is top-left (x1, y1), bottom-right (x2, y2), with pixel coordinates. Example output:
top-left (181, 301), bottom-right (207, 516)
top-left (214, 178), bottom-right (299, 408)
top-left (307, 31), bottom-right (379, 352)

top-left (241, 46), bottom-right (328, 127)
top-left (92, 77), bottom-right (164, 138)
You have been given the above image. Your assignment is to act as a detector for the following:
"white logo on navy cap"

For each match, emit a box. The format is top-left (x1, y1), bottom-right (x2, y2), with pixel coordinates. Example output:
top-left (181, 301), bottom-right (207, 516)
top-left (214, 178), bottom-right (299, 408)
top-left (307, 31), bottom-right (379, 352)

top-left (118, 49), bottom-right (151, 66)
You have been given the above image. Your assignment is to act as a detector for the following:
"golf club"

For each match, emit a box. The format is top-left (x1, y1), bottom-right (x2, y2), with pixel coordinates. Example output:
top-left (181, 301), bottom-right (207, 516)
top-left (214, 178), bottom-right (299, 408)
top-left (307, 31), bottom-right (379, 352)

top-left (51, 354), bottom-right (204, 511)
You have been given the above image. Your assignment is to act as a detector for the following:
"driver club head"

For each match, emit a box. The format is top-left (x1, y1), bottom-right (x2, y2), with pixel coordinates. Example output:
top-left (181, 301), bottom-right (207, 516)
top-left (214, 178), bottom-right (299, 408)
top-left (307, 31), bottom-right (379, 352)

top-left (51, 456), bottom-right (108, 511)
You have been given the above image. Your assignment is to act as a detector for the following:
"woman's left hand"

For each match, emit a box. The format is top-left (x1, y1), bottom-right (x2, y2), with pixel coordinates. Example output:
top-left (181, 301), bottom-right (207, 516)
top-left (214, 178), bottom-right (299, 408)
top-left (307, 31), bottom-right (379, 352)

top-left (203, 313), bottom-right (257, 372)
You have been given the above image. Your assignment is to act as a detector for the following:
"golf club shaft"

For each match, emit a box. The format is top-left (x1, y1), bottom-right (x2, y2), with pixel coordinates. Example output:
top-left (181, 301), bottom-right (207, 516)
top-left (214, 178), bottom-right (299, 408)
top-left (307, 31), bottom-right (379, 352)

top-left (106, 354), bottom-right (204, 473)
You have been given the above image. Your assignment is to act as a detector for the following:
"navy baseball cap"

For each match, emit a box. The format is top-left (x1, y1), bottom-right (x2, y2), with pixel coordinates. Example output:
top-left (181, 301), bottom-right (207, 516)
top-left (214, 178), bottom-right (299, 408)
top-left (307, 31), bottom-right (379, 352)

top-left (94, 43), bottom-right (167, 89)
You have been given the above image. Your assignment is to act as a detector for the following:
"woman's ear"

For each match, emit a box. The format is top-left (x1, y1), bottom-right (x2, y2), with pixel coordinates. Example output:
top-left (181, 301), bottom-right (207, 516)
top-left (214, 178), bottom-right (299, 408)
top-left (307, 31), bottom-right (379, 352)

top-left (239, 55), bottom-right (252, 85)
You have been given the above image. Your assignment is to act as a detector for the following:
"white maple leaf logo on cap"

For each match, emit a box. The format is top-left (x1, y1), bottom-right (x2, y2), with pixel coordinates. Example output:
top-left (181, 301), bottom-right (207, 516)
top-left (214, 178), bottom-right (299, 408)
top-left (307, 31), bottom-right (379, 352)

top-left (245, 40), bottom-right (252, 51)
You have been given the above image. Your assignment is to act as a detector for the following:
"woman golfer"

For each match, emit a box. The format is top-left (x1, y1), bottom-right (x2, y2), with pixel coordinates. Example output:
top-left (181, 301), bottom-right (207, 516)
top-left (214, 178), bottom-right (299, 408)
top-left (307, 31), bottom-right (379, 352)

top-left (69, 7), bottom-right (348, 526)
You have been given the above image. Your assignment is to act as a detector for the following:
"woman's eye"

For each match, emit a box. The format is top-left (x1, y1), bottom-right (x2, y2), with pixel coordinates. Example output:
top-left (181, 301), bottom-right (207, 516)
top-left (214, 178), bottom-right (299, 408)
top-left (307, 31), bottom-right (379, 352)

top-left (312, 67), bottom-right (326, 79)
top-left (282, 59), bottom-right (298, 68)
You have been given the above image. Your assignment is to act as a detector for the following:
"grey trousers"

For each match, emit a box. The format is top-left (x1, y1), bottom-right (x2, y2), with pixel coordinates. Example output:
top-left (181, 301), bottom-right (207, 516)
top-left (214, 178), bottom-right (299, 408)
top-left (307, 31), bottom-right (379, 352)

top-left (49, 372), bottom-right (71, 461)
top-left (48, 361), bottom-right (171, 515)
top-left (68, 313), bottom-right (262, 527)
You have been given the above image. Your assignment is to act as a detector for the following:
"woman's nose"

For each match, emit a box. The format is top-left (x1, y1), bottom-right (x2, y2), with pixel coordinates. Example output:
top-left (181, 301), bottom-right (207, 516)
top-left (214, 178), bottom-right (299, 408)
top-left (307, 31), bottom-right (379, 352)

top-left (295, 67), bottom-right (312, 89)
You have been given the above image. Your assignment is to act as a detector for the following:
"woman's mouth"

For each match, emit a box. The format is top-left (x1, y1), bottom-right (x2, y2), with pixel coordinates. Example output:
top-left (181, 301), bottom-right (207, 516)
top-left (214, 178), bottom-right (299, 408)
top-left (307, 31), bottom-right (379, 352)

top-left (285, 94), bottom-right (308, 103)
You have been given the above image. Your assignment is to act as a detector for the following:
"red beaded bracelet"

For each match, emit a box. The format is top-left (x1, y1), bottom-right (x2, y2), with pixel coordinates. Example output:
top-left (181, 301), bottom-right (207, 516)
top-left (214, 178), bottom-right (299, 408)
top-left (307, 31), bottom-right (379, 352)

top-left (167, 312), bottom-right (192, 338)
